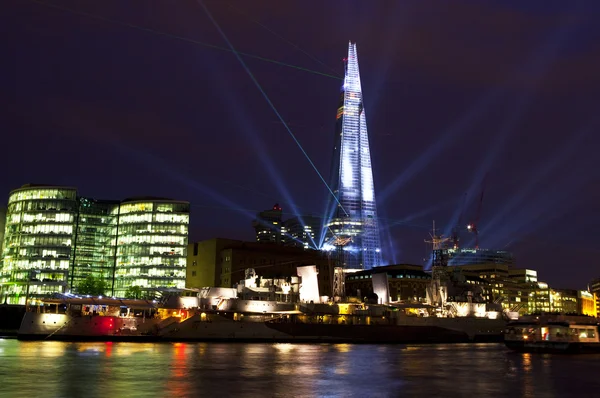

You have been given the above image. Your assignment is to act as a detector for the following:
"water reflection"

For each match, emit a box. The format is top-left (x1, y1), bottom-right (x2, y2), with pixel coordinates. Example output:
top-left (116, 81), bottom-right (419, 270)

top-left (0, 340), bottom-right (599, 397)
top-left (165, 343), bottom-right (191, 396)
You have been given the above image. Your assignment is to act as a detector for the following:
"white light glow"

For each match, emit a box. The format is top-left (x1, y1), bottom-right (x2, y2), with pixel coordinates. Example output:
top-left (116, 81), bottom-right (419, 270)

top-left (326, 42), bottom-right (382, 269)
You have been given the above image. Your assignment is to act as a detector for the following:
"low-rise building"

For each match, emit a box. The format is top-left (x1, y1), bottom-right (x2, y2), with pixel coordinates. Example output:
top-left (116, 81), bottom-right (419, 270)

top-left (578, 290), bottom-right (597, 317)
top-left (345, 264), bottom-right (431, 303)
top-left (186, 238), bottom-right (334, 296)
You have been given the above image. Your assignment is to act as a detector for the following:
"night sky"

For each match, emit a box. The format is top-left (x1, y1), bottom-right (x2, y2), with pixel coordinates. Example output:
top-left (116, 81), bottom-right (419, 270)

top-left (3, 0), bottom-right (600, 289)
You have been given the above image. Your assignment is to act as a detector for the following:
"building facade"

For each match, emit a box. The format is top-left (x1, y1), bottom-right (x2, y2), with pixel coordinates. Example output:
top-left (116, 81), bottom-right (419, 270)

top-left (345, 264), bottom-right (431, 302)
top-left (186, 238), bottom-right (335, 297)
top-left (112, 198), bottom-right (189, 297)
top-left (578, 290), bottom-right (597, 317)
top-left (590, 277), bottom-right (600, 316)
top-left (1, 186), bottom-right (78, 304)
top-left (0, 185), bottom-right (189, 303)
top-left (70, 198), bottom-right (120, 290)
top-left (325, 42), bottom-right (382, 270)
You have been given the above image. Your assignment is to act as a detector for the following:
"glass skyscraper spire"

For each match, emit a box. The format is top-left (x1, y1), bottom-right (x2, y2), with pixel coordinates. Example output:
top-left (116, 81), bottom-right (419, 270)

top-left (326, 42), bottom-right (382, 270)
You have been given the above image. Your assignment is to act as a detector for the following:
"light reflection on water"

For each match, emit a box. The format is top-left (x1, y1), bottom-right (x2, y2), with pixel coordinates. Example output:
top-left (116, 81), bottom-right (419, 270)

top-left (0, 340), bottom-right (599, 397)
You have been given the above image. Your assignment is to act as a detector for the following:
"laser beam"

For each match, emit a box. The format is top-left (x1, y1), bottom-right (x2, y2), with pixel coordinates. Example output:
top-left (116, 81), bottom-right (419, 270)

top-left (29, 0), bottom-right (341, 80)
top-left (197, 0), bottom-right (348, 219)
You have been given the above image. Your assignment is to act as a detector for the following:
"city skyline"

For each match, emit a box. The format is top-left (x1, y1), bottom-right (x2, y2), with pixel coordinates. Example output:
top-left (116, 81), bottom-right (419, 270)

top-left (2, 1), bottom-right (600, 289)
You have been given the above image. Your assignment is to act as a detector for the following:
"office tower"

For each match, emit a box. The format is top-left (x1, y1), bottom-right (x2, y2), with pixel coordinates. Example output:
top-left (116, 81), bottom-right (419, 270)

top-left (326, 42), bottom-right (382, 270)
top-left (112, 198), bottom-right (189, 297)
top-left (0, 186), bottom-right (78, 303)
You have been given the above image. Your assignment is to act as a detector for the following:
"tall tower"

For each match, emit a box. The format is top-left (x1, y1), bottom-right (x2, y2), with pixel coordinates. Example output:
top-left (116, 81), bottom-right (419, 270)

top-left (326, 42), bottom-right (382, 270)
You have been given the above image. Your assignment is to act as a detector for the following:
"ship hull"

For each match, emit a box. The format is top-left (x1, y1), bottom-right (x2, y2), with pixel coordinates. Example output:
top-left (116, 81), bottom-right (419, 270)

top-left (17, 334), bottom-right (159, 342)
top-left (18, 312), bottom-right (505, 344)
top-left (17, 312), bottom-right (164, 342)
top-left (162, 315), bottom-right (504, 344)
top-left (264, 323), bottom-right (502, 344)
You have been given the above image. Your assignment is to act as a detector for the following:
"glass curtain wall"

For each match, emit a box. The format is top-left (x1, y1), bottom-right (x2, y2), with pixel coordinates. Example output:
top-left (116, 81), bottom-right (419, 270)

top-left (70, 198), bottom-right (119, 292)
top-left (1, 188), bottom-right (190, 302)
top-left (113, 200), bottom-right (189, 297)
top-left (0, 186), bottom-right (78, 304)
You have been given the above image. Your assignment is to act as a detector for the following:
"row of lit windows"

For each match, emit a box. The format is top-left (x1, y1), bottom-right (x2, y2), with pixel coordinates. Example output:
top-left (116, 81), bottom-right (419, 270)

top-left (8, 199), bottom-right (77, 214)
top-left (115, 268), bottom-right (186, 278)
top-left (9, 212), bottom-right (74, 224)
top-left (19, 224), bottom-right (73, 235)
top-left (2, 283), bottom-right (66, 296)
top-left (12, 236), bottom-right (72, 247)
top-left (8, 188), bottom-right (77, 203)
top-left (113, 277), bottom-right (185, 289)
top-left (16, 248), bottom-right (70, 257)
top-left (117, 246), bottom-right (185, 256)
top-left (116, 256), bottom-right (186, 266)
top-left (118, 225), bottom-right (188, 235)
top-left (118, 213), bottom-right (189, 225)
top-left (1, 259), bottom-right (70, 272)
top-left (116, 235), bottom-right (187, 246)
top-left (118, 202), bottom-right (189, 215)
top-left (119, 203), bottom-right (154, 214)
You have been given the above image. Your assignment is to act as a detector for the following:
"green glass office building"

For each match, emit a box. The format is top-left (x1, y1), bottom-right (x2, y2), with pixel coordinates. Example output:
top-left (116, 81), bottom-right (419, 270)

top-left (0, 185), bottom-right (189, 304)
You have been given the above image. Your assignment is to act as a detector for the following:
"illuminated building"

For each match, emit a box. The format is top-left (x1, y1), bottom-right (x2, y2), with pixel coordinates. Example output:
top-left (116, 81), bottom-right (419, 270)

top-left (326, 42), bottom-right (382, 270)
top-left (0, 185), bottom-right (189, 303)
top-left (0, 207), bottom-right (6, 255)
top-left (452, 264), bottom-right (538, 315)
top-left (590, 278), bottom-right (600, 315)
top-left (549, 288), bottom-right (578, 314)
top-left (186, 238), bottom-right (333, 296)
top-left (345, 264), bottom-right (431, 302)
top-left (70, 198), bottom-right (119, 290)
top-left (0, 185), bottom-right (79, 304)
top-left (112, 198), bottom-right (189, 298)
top-left (578, 290), bottom-right (597, 317)
top-left (187, 238), bottom-right (240, 288)
top-left (252, 204), bottom-right (285, 244)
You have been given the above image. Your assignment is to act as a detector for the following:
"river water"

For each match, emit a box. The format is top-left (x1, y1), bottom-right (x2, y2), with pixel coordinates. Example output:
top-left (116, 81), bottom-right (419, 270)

top-left (0, 340), bottom-right (599, 397)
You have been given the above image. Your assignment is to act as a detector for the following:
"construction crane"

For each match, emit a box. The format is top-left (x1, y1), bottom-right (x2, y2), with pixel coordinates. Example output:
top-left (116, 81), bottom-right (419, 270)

top-left (332, 235), bottom-right (352, 267)
top-left (326, 235), bottom-right (352, 300)
top-left (425, 220), bottom-right (450, 268)
top-left (467, 175), bottom-right (488, 249)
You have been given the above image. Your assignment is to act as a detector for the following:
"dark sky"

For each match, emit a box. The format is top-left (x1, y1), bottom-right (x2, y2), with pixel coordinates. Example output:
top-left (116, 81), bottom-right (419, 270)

top-left (3, 0), bottom-right (600, 289)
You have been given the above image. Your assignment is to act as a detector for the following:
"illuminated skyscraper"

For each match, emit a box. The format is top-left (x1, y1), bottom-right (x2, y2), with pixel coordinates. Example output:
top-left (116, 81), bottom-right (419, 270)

top-left (326, 42), bottom-right (382, 270)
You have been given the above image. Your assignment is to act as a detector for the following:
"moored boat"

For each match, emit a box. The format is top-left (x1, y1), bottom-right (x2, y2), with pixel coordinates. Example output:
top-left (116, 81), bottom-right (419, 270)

top-left (504, 315), bottom-right (600, 353)
top-left (17, 294), bottom-right (177, 341)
